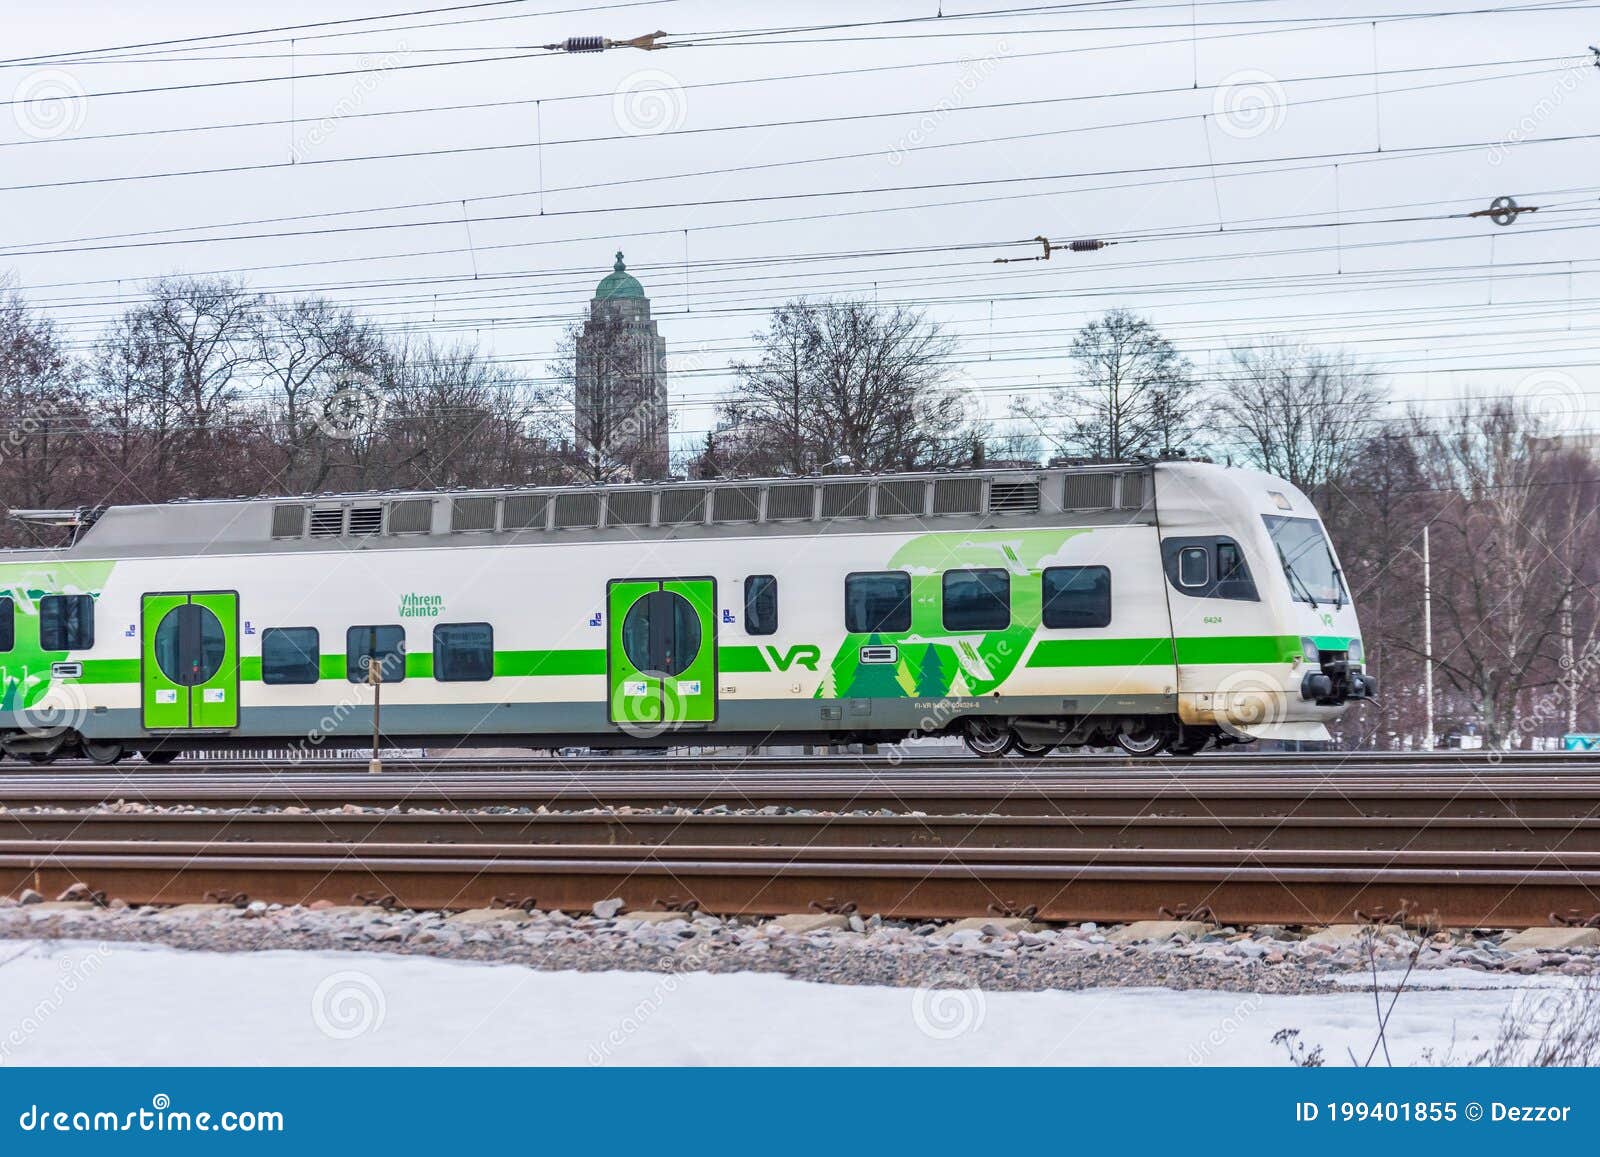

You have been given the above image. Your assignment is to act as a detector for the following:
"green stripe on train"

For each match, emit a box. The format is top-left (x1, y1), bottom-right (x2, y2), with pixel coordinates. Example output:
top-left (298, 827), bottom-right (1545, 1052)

top-left (1027, 635), bottom-right (1338, 668)
top-left (718, 645), bottom-right (770, 673)
top-left (1026, 638), bottom-right (1176, 668)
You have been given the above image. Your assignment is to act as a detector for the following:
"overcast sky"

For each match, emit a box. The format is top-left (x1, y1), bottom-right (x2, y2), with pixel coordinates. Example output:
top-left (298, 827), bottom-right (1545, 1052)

top-left (4, 0), bottom-right (1597, 466)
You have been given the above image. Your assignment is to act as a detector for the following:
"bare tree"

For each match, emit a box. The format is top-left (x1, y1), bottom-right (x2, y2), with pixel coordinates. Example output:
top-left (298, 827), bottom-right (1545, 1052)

top-left (1020, 309), bottom-right (1201, 462)
top-left (380, 336), bottom-right (563, 490)
top-left (702, 298), bottom-right (973, 476)
top-left (254, 296), bottom-right (386, 492)
top-left (1392, 402), bottom-right (1600, 748)
top-left (0, 280), bottom-right (88, 533)
top-left (1217, 339), bottom-right (1386, 494)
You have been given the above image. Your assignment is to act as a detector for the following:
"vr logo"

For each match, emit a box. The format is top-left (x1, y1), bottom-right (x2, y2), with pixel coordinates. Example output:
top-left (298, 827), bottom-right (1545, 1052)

top-left (766, 644), bottom-right (820, 672)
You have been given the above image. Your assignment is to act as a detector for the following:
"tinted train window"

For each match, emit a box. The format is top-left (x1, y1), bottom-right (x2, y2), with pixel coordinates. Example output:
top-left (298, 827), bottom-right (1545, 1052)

top-left (39, 594), bottom-right (93, 651)
top-left (745, 575), bottom-right (778, 636)
top-left (1042, 566), bottom-right (1111, 628)
top-left (347, 624), bottom-right (406, 683)
top-left (434, 622), bottom-right (494, 681)
top-left (845, 572), bottom-right (911, 633)
top-left (1161, 536), bottom-right (1260, 601)
top-left (0, 596), bottom-right (11, 652)
top-left (262, 627), bottom-right (320, 684)
top-left (942, 568), bottom-right (1010, 631)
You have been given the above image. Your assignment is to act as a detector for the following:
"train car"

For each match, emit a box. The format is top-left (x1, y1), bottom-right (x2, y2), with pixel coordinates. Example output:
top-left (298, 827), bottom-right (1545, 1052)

top-left (0, 461), bottom-right (1374, 763)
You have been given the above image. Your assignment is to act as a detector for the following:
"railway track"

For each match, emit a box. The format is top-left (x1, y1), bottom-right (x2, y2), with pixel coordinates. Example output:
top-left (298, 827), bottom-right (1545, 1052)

top-left (4, 837), bottom-right (1597, 927)
top-left (4, 752), bottom-right (1598, 928)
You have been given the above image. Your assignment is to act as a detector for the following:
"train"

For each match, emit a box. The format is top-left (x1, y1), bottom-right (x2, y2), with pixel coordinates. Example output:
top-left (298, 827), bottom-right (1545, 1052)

top-left (0, 460), bottom-right (1374, 763)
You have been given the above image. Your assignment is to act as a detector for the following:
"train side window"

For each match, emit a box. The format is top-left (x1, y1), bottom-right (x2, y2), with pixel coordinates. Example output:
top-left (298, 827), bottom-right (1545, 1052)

top-left (845, 571), bottom-right (911, 633)
top-left (262, 628), bottom-right (320, 684)
top-left (434, 622), bottom-right (494, 681)
top-left (745, 575), bottom-right (778, 636)
top-left (1178, 547), bottom-right (1210, 588)
top-left (39, 594), bottom-right (94, 651)
top-left (1042, 566), bottom-right (1111, 628)
top-left (346, 624), bottom-right (406, 683)
top-left (0, 596), bottom-right (12, 652)
top-left (1162, 536), bottom-right (1259, 601)
top-left (942, 568), bottom-right (1010, 631)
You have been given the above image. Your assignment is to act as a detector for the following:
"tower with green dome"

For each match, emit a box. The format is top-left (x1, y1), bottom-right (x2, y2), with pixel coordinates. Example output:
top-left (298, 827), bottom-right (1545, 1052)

top-left (574, 251), bottom-right (669, 480)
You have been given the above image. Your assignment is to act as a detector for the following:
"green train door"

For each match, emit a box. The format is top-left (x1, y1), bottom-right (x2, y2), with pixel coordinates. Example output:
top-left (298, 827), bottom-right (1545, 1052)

top-left (141, 592), bottom-right (240, 730)
top-left (607, 578), bottom-right (717, 730)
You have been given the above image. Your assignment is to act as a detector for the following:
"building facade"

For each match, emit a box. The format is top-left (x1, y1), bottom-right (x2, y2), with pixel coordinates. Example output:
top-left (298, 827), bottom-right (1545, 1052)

top-left (573, 252), bottom-right (670, 481)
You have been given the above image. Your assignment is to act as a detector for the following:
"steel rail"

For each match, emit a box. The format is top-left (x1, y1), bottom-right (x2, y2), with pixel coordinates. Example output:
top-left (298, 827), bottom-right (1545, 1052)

top-left (5, 778), bottom-right (1600, 817)
top-left (4, 810), bottom-right (1600, 853)
top-left (4, 839), bottom-right (1596, 927)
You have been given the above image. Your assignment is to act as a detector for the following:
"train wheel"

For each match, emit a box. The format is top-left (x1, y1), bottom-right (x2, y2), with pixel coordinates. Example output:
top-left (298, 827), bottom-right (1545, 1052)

top-left (963, 719), bottom-right (1016, 758)
top-left (1115, 726), bottom-right (1171, 757)
top-left (1012, 739), bottom-right (1057, 758)
top-left (140, 749), bottom-right (180, 765)
top-left (83, 741), bottom-right (125, 765)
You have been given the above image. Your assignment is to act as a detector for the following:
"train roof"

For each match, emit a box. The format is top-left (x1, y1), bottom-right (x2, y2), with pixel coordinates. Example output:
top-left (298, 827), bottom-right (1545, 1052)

top-left (5, 462), bottom-right (1201, 559)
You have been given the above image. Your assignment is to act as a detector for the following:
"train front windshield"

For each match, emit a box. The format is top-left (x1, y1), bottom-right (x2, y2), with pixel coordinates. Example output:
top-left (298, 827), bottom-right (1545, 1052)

top-left (1263, 514), bottom-right (1347, 607)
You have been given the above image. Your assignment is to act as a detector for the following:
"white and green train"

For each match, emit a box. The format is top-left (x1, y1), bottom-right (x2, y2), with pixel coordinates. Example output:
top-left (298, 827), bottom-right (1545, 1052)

top-left (0, 460), bottom-right (1374, 763)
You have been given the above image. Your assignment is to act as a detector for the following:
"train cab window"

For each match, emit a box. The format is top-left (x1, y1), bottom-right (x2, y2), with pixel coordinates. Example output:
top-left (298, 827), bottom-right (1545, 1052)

top-left (434, 622), bottom-right (494, 681)
top-left (942, 568), bottom-right (1010, 631)
top-left (745, 575), bottom-right (778, 636)
top-left (1162, 536), bottom-right (1259, 601)
top-left (1042, 566), bottom-right (1111, 628)
top-left (845, 571), bottom-right (911, 633)
top-left (261, 627), bottom-right (320, 684)
top-left (39, 594), bottom-right (94, 651)
top-left (0, 596), bottom-right (11, 652)
top-left (346, 624), bottom-right (406, 683)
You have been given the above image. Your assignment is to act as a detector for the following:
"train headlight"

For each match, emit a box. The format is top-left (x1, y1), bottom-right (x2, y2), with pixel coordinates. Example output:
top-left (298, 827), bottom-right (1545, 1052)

top-left (1300, 637), bottom-right (1321, 664)
top-left (1347, 639), bottom-right (1364, 666)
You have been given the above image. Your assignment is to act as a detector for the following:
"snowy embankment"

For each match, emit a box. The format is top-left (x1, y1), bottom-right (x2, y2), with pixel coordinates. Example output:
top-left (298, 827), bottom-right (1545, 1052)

top-left (0, 940), bottom-right (1562, 1066)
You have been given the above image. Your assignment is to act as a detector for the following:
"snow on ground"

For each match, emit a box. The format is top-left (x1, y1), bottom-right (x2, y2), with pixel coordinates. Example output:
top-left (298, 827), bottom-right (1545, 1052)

top-left (0, 940), bottom-right (1544, 1066)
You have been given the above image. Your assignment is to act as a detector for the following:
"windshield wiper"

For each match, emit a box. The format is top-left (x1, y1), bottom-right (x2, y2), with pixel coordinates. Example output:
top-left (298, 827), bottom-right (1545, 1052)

top-left (1278, 546), bottom-right (1319, 609)
top-left (1329, 559), bottom-right (1346, 609)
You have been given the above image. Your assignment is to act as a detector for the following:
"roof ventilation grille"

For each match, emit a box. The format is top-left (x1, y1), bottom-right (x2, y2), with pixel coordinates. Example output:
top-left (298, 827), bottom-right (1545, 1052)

top-left (386, 498), bottom-right (433, 534)
top-left (659, 488), bottom-right (708, 525)
top-left (931, 478), bottom-right (983, 515)
top-left (554, 492), bottom-right (601, 529)
top-left (877, 479), bottom-right (927, 518)
top-left (451, 496), bottom-right (497, 533)
top-left (712, 485), bottom-right (762, 523)
top-left (989, 481), bottom-right (1040, 515)
top-left (765, 483), bottom-right (815, 521)
top-left (820, 481), bottom-right (870, 519)
top-left (308, 508), bottom-right (344, 538)
top-left (502, 493), bottom-right (547, 530)
top-left (606, 491), bottom-right (653, 527)
top-left (347, 506), bottom-right (383, 536)
top-left (270, 504), bottom-right (307, 539)
top-left (1062, 473), bottom-right (1116, 511)
top-left (1119, 471), bottom-right (1150, 510)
